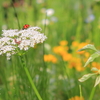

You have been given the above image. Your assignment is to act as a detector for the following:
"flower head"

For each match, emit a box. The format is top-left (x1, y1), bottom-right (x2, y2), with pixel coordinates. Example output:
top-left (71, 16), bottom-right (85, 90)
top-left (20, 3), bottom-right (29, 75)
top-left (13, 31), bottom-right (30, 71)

top-left (59, 40), bottom-right (68, 46)
top-left (44, 54), bottom-right (57, 63)
top-left (69, 96), bottom-right (84, 100)
top-left (0, 26), bottom-right (47, 60)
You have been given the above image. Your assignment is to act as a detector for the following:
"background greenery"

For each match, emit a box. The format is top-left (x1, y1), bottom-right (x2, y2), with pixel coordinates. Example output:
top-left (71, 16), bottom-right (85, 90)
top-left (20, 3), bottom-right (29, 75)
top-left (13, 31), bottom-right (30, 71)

top-left (0, 0), bottom-right (100, 100)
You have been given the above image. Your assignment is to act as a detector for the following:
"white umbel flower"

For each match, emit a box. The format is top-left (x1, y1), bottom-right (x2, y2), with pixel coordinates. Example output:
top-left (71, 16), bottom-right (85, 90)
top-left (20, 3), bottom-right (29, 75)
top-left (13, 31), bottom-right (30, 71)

top-left (2, 29), bottom-right (18, 37)
top-left (0, 26), bottom-right (47, 60)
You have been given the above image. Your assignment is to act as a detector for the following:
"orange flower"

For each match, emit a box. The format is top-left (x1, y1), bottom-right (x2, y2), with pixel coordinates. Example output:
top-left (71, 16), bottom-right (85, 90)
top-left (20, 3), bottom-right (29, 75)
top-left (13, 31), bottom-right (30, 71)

top-left (84, 52), bottom-right (90, 58)
top-left (77, 51), bottom-right (85, 54)
top-left (78, 42), bottom-right (88, 50)
top-left (59, 40), bottom-right (68, 46)
top-left (76, 65), bottom-right (84, 72)
top-left (72, 41), bottom-right (79, 47)
top-left (92, 62), bottom-right (100, 70)
top-left (77, 42), bottom-right (88, 54)
top-left (69, 96), bottom-right (84, 100)
top-left (68, 57), bottom-right (84, 71)
top-left (44, 54), bottom-right (57, 63)
top-left (62, 52), bottom-right (72, 61)
top-left (53, 46), bottom-right (68, 55)
top-left (71, 41), bottom-right (89, 55)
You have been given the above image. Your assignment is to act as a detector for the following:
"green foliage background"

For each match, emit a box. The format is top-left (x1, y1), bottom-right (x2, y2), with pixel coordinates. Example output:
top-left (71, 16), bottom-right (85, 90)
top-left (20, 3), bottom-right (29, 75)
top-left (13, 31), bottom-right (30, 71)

top-left (0, 0), bottom-right (100, 100)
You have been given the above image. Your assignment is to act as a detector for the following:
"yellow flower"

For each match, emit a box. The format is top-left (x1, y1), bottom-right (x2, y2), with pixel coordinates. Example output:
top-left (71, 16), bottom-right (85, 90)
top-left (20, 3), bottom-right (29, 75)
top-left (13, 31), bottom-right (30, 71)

top-left (77, 42), bottom-right (88, 54)
top-left (44, 54), bottom-right (57, 63)
top-left (84, 52), bottom-right (90, 58)
top-left (72, 41), bottom-right (79, 47)
top-left (59, 40), bottom-right (68, 46)
top-left (69, 96), bottom-right (84, 100)
top-left (68, 57), bottom-right (84, 71)
top-left (92, 62), bottom-right (100, 70)
top-left (53, 46), bottom-right (68, 55)
top-left (78, 42), bottom-right (88, 50)
top-left (72, 41), bottom-right (89, 55)
top-left (77, 51), bottom-right (85, 54)
top-left (62, 52), bottom-right (72, 61)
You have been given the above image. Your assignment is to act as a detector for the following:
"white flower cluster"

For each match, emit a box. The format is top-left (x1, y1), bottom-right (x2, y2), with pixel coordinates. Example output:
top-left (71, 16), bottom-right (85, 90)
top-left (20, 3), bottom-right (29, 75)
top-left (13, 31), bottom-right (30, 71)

top-left (0, 26), bottom-right (47, 60)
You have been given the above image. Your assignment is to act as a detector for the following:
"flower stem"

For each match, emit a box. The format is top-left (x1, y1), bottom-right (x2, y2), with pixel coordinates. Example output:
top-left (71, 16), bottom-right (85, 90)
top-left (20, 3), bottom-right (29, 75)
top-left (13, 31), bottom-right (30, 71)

top-left (89, 86), bottom-right (96, 100)
top-left (19, 55), bottom-right (42, 100)
top-left (79, 85), bottom-right (83, 100)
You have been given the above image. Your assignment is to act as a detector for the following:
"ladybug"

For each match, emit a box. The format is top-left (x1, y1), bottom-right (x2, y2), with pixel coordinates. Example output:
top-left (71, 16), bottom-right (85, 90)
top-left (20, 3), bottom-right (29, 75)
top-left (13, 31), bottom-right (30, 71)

top-left (23, 24), bottom-right (30, 29)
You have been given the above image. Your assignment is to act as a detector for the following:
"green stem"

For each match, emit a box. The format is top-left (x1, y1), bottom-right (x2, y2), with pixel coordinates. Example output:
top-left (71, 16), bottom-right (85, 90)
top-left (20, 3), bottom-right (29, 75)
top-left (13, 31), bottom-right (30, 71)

top-left (79, 85), bottom-right (83, 100)
top-left (11, 0), bottom-right (21, 29)
top-left (19, 55), bottom-right (43, 100)
top-left (89, 86), bottom-right (96, 100)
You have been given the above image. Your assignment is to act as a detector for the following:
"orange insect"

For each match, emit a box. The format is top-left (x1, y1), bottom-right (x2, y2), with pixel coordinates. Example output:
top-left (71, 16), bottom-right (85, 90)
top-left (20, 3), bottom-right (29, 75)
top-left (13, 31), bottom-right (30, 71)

top-left (23, 24), bottom-right (30, 29)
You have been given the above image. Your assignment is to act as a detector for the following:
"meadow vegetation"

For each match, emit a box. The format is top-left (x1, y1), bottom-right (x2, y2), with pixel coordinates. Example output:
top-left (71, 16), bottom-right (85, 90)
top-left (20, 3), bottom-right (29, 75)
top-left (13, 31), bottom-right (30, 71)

top-left (0, 0), bottom-right (100, 100)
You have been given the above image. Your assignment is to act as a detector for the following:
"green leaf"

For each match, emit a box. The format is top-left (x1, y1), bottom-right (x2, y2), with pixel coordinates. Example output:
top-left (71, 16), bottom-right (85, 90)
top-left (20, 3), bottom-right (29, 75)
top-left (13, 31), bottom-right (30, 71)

top-left (79, 73), bottom-right (97, 82)
top-left (84, 52), bottom-right (100, 67)
top-left (78, 44), bottom-right (98, 52)
top-left (94, 75), bottom-right (100, 87)
top-left (91, 67), bottom-right (99, 72)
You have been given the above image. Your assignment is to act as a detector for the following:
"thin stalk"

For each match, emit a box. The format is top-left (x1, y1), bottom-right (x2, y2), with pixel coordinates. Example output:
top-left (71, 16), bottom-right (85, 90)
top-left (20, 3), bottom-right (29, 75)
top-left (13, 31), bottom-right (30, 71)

top-left (13, 6), bottom-right (21, 29)
top-left (89, 86), bottom-right (96, 100)
top-left (11, 0), bottom-right (21, 29)
top-left (76, 10), bottom-right (82, 42)
top-left (79, 85), bottom-right (83, 100)
top-left (19, 55), bottom-right (43, 100)
top-left (60, 57), bottom-right (73, 99)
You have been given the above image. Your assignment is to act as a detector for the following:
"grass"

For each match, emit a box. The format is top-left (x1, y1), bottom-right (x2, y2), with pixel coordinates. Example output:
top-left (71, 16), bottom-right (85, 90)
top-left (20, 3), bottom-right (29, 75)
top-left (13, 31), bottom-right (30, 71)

top-left (0, 0), bottom-right (100, 100)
